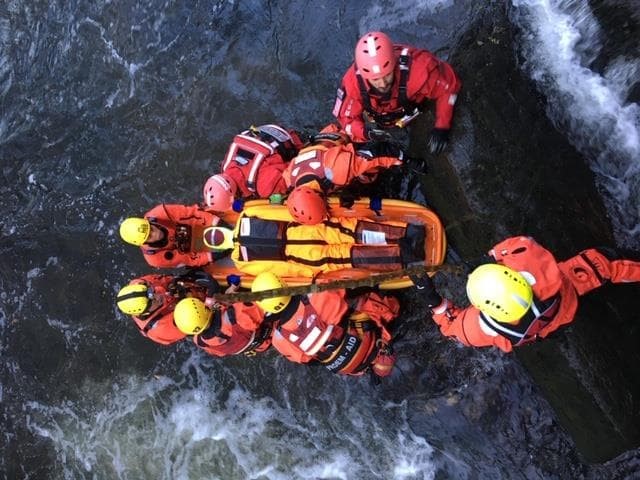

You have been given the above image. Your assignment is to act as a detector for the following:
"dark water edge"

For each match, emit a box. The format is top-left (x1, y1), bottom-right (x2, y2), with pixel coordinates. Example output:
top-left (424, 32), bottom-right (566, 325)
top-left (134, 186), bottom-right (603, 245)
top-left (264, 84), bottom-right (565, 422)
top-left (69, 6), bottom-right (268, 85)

top-left (412, 0), bottom-right (640, 471)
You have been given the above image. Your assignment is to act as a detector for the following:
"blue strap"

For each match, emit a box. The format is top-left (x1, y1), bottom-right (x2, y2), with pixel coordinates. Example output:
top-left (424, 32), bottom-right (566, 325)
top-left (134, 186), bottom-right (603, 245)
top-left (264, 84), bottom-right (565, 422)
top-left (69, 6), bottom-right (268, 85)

top-left (232, 199), bottom-right (245, 213)
top-left (369, 197), bottom-right (382, 215)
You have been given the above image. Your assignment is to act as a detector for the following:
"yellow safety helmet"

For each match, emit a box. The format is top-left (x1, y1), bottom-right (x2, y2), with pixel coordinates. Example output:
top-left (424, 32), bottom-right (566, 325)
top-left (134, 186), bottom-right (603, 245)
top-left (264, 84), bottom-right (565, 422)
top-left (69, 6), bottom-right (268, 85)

top-left (174, 297), bottom-right (211, 335)
top-left (116, 284), bottom-right (152, 316)
top-left (119, 217), bottom-right (151, 246)
top-left (251, 272), bottom-right (291, 314)
top-left (466, 264), bottom-right (533, 324)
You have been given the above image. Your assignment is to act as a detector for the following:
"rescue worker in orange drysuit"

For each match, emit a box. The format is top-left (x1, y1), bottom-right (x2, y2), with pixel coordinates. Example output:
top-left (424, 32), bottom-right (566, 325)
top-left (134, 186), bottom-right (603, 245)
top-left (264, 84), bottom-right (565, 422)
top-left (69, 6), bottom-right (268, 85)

top-left (172, 271), bottom-right (272, 357)
top-left (203, 124), bottom-right (414, 212)
top-left (412, 236), bottom-right (640, 352)
top-left (282, 128), bottom-right (408, 194)
top-left (115, 271), bottom-right (211, 346)
top-left (119, 204), bottom-right (222, 269)
top-left (251, 272), bottom-right (399, 377)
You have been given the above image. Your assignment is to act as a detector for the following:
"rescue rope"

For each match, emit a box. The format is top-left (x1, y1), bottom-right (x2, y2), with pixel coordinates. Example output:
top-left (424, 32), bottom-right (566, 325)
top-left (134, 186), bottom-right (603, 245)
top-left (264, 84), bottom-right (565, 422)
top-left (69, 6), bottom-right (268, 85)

top-left (211, 263), bottom-right (464, 304)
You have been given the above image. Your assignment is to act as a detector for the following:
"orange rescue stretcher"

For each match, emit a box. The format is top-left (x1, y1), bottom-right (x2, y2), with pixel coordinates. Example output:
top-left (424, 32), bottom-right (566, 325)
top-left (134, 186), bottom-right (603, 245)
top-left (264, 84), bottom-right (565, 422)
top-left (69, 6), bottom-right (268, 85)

top-left (196, 197), bottom-right (446, 289)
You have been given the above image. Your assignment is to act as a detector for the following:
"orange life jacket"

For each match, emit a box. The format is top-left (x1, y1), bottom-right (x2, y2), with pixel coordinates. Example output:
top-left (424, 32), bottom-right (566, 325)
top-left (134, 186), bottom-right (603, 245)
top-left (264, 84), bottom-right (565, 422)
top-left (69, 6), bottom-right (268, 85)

top-left (193, 303), bottom-right (270, 357)
top-left (285, 143), bottom-right (366, 190)
top-left (270, 292), bottom-right (380, 375)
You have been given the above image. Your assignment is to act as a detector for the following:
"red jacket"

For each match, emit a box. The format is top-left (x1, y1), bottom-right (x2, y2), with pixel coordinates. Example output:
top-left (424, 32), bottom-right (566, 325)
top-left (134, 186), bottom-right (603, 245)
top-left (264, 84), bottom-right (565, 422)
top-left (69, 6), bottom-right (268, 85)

top-left (129, 274), bottom-right (207, 346)
top-left (334, 45), bottom-right (461, 141)
top-left (192, 302), bottom-right (270, 356)
top-left (142, 204), bottom-right (219, 268)
top-left (431, 236), bottom-right (640, 352)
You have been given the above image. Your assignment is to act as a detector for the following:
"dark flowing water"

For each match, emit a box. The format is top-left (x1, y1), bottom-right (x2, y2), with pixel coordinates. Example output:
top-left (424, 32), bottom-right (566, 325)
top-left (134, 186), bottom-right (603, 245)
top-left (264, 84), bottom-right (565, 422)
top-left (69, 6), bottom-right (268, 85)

top-left (1, 1), bottom-right (639, 479)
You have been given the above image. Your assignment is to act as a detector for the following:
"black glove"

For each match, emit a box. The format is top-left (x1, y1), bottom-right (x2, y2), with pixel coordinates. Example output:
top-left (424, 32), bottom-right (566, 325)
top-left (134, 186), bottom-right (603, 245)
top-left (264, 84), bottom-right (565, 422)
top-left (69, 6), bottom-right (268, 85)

top-left (403, 155), bottom-right (426, 172)
top-left (427, 128), bottom-right (449, 155)
top-left (409, 274), bottom-right (442, 308)
top-left (181, 269), bottom-right (220, 297)
top-left (365, 123), bottom-right (392, 142)
top-left (355, 140), bottom-right (403, 159)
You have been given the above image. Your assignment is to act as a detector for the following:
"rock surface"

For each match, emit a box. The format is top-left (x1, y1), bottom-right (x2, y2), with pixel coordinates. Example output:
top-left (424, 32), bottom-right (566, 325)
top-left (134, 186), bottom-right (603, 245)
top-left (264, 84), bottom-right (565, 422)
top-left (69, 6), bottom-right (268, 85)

top-left (411, 1), bottom-right (640, 465)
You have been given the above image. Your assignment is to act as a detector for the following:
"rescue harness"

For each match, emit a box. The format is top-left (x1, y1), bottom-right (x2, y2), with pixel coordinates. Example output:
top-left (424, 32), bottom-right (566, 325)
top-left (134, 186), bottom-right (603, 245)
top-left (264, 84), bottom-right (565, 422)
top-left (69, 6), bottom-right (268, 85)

top-left (479, 294), bottom-right (561, 346)
top-left (355, 48), bottom-right (421, 127)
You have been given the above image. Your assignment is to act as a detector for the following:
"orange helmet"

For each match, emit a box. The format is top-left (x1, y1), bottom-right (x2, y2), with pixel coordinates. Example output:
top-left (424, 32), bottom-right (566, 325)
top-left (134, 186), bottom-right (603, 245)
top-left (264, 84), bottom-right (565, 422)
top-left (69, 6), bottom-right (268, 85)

top-left (203, 174), bottom-right (237, 211)
top-left (354, 31), bottom-right (396, 80)
top-left (287, 186), bottom-right (327, 225)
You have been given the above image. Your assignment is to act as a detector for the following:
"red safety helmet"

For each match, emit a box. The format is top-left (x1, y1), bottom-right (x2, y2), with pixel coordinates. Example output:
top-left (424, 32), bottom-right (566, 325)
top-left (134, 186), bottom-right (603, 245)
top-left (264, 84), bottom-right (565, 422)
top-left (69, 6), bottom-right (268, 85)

top-left (203, 174), bottom-right (237, 211)
top-left (287, 186), bottom-right (328, 225)
top-left (354, 31), bottom-right (396, 80)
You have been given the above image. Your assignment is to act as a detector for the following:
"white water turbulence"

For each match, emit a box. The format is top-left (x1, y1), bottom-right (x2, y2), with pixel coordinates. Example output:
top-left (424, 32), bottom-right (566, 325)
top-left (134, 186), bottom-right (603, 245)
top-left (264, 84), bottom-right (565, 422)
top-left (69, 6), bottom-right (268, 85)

top-left (511, 0), bottom-right (640, 247)
top-left (25, 352), bottom-right (436, 480)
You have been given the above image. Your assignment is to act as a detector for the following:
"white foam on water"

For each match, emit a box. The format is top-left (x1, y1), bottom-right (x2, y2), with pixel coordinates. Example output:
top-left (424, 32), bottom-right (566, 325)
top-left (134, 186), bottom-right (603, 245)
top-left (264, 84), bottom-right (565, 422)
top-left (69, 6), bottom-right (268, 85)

top-left (25, 352), bottom-right (437, 479)
top-left (358, 0), bottom-right (455, 34)
top-left (511, 0), bottom-right (640, 246)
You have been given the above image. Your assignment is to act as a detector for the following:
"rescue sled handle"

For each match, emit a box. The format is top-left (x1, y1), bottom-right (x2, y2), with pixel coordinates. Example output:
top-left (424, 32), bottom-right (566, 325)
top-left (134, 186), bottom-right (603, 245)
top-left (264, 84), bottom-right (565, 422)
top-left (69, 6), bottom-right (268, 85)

top-left (211, 263), bottom-right (464, 304)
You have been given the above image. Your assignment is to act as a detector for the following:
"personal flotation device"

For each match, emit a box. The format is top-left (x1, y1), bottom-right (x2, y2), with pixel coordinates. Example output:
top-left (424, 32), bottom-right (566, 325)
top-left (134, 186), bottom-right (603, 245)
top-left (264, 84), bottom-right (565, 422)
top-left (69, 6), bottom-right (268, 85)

top-left (356, 47), bottom-right (421, 127)
top-left (273, 296), bottom-right (344, 360)
top-left (232, 214), bottom-right (417, 275)
top-left (316, 314), bottom-right (380, 375)
top-left (285, 145), bottom-right (334, 191)
top-left (271, 294), bottom-right (380, 375)
top-left (478, 294), bottom-right (561, 347)
top-left (141, 204), bottom-right (219, 268)
top-left (285, 142), bottom-right (382, 190)
top-left (222, 125), bottom-right (301, 194)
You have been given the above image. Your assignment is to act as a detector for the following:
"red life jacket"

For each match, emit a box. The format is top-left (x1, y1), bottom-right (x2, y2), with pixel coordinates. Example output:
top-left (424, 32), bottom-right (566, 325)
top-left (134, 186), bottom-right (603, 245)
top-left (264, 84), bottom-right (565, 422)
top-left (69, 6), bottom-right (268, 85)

top-left (222, 125), bottom-right (301, 194)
